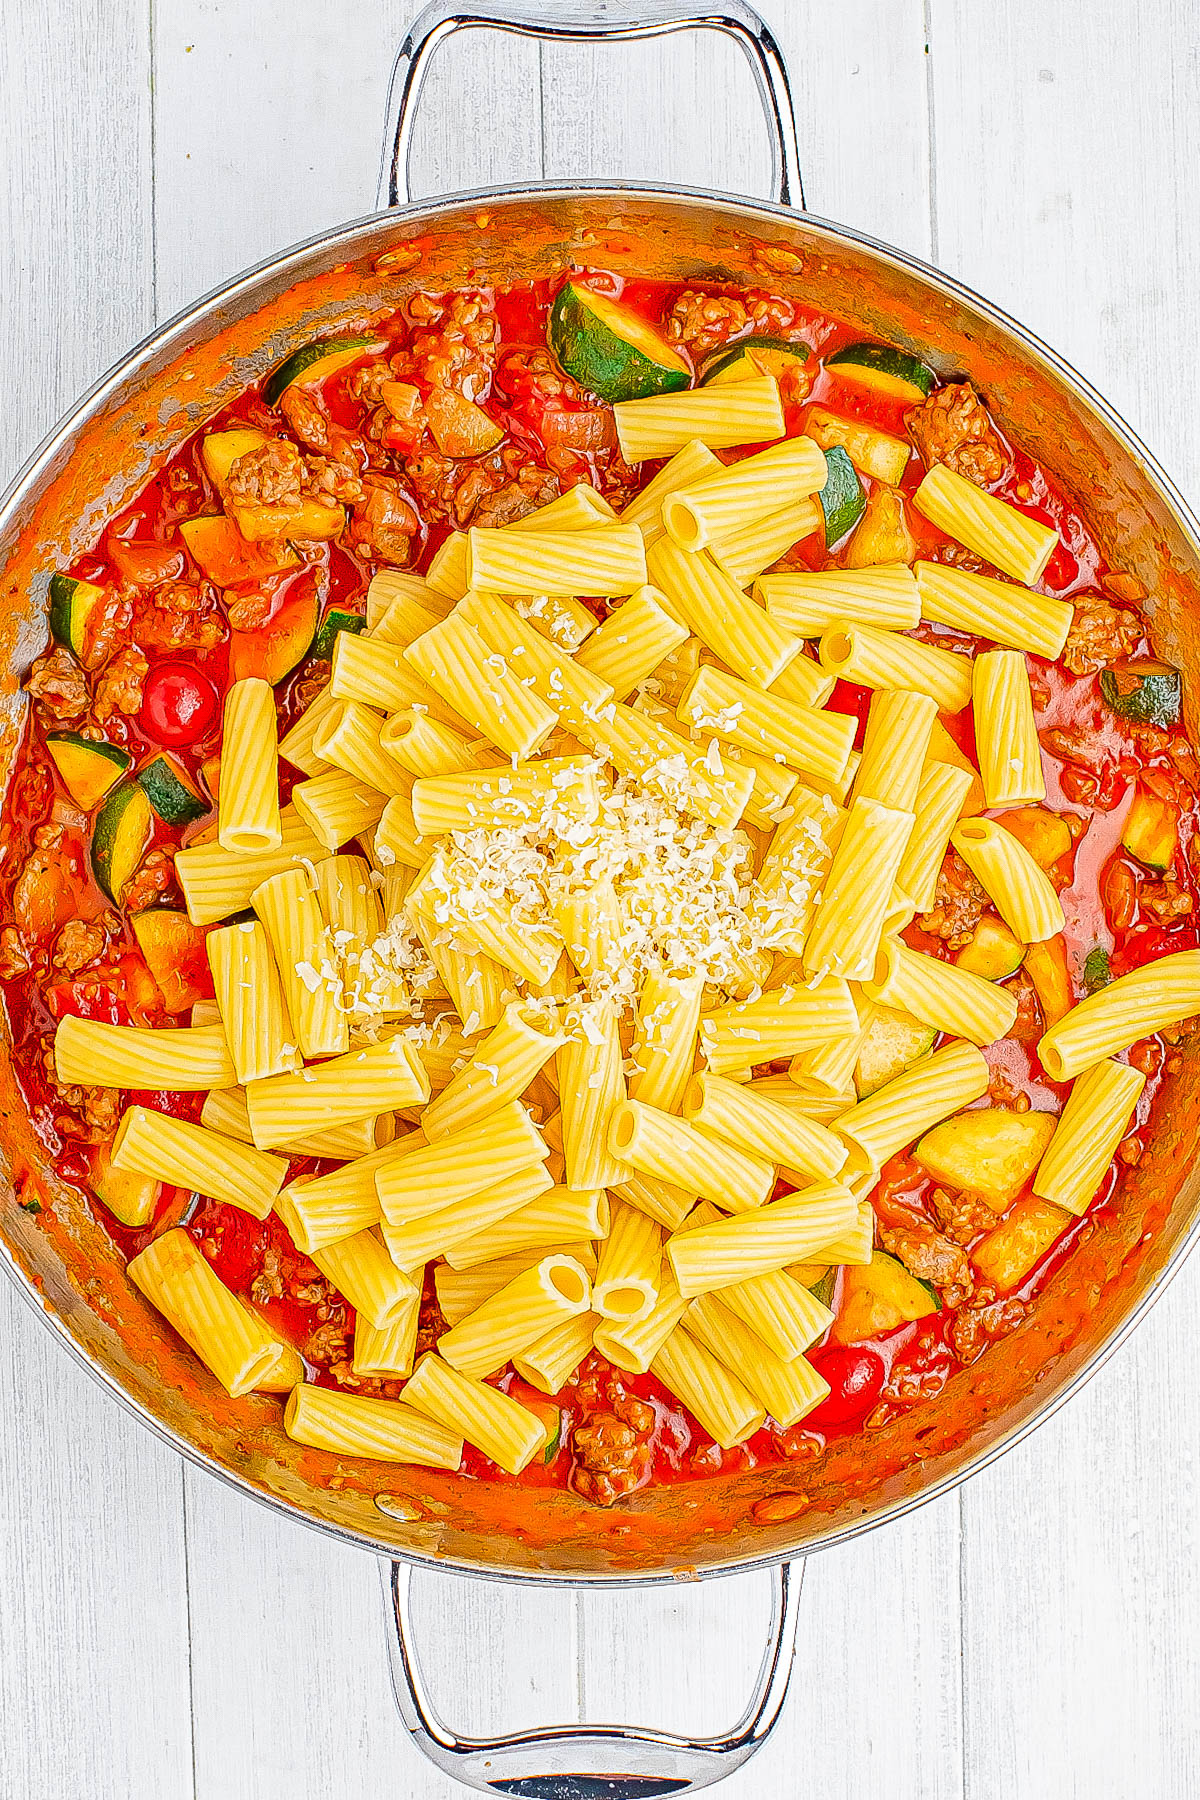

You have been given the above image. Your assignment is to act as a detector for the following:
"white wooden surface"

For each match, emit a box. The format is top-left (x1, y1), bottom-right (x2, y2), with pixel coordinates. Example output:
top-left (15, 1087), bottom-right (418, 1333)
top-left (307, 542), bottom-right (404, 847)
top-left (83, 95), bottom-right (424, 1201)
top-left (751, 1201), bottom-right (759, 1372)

top-left (2, 2), bottom-right (1199, 1794)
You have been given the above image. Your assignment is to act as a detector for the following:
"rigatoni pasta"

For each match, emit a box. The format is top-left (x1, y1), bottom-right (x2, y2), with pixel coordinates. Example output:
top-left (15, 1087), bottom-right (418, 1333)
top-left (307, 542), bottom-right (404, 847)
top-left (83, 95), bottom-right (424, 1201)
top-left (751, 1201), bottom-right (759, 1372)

top-left (128, 1230), bottom-right (302, 1397)
top-left (950, 816), bottom-right (1064, 942)
top-left (912, 464), bottom-right (1060, 585)
top-left (218, 678), bottom-right (282, 853)
top-left (972, 650), bottom-right (1046, 807)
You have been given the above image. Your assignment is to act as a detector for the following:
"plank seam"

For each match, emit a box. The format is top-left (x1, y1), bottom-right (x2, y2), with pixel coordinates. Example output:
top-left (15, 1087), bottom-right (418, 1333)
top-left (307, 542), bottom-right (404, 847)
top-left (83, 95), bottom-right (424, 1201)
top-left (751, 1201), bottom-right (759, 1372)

top-left (959, 1486), bottom-right (971, 1800)
top-left (181, 1467), bottom-right (200, 1800)
top-left (148, 0), bottom-right (159, 323)
top-left (922, 0), bottom-right (940, 264)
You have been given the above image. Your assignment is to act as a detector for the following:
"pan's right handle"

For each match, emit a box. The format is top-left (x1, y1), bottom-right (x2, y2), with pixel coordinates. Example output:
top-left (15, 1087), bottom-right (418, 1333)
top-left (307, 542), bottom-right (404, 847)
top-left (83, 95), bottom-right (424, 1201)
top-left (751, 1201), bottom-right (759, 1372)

top-left (382, 1556), bottom-right (804, 1796)
top-left (377, 1), bottom-right (804, 212)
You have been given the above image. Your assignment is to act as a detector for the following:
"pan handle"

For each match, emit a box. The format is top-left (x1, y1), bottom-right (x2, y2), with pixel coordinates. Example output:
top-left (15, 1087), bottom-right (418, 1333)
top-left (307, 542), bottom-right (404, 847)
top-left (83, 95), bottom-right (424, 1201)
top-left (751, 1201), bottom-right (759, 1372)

top-left (381, 1555), bottom-right (803, 1797)
top-left (377, 1), bottom-right (804, 212)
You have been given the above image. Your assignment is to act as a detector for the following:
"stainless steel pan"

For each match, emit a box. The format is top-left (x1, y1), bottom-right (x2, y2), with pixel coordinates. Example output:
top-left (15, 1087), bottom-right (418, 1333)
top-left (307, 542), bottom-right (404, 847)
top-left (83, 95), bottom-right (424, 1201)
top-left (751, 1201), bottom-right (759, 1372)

top-left (3, 3), bottom-right (1200, 1792)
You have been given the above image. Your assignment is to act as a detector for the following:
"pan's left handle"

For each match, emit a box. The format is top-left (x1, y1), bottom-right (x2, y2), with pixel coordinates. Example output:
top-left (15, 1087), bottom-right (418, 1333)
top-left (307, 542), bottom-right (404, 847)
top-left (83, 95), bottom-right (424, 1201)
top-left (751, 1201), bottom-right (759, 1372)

top-left (377, 0), bottom-right (804, 212)
top-left (381, 1556), bottom-right (804, 1796)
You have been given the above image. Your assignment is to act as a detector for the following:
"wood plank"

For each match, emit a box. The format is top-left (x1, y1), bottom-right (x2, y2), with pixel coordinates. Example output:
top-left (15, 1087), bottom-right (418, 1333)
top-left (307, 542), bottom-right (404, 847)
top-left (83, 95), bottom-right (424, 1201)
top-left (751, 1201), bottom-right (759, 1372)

top-left (931, 2), bottom-right (1200, 1792)
top-left (0, 5), bottom-right (194, 1798)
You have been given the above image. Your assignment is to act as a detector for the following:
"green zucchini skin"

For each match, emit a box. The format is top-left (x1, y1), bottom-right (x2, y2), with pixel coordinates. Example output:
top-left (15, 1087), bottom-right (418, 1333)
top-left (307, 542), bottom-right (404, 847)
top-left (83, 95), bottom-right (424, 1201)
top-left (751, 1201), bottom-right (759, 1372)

top-left (548, 283), bottom-right (690, 403)
top-left (311, 608), bottom-right (367, 660)
top-left (1082, 947), bottom-right (1111, 992)
top-left (48, 573), bottom-right (106, 659)
top-left (825, 341), bottom-right (936, 402)
top-left (263, 334), bottom-right (381, 407)
top-left (817, 445), bottom-right (866, 546)
top-left (45, 733), bottom-right (131, 810)
top-left (1099, 659), bottom-right (1182, 728)
top-left (136, 754), bottom-right (209, 826)
top-left (1120, 788), bottom-right (1179, 872)
top-left (700, 334), bottom-right (810, 386)
top-left (91, 782), bottom-right (153, 902)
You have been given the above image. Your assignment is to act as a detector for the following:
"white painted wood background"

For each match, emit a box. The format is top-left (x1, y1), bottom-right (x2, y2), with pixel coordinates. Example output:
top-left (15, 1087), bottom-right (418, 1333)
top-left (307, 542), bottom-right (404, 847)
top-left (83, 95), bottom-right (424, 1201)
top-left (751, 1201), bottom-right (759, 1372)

top-left (1, 2), bottom-right (1199, 1794)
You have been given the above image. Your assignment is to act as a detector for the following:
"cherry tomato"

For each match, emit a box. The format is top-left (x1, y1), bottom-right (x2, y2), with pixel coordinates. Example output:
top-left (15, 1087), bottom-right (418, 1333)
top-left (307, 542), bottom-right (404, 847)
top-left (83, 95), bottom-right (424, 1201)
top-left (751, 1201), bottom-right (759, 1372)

top-left (804, 1345), bottom-right (886, 1431)
top-left (138, 661), bottom-right (218, 746)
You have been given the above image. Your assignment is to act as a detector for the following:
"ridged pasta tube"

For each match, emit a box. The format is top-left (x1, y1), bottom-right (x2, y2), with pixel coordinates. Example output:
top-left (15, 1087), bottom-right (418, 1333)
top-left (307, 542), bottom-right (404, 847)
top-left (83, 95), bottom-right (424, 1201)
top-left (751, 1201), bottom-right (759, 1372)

top-left (649, 1326), bottom-right (766, 1447)
top-left (834, 1041), bottom-right (989, 1171)
top-left (575, 700), bottom-right (754, 830)
top-left (434, 1242), bottom-right (597, 1328)
top-left (218, 678), bottom-right (282, 853)
top-left (685, 1294), bottom-right (830, 1429)
top-left (112, 1105), bottom-right (287, 1219)
top-left (574, 587), bottom-right (689, 698)
top-left (421, 1001), bottom-right (565, 1141)
top-left (893, 761), bottom-right (976, 913)
top-left (401, 1354), bottom-right (548, 1475)
top-left (678, 664), bottom-right (856, 785)
top-left (278, 690), bottom-right (340, 776)
top-left (176, 804), bottom-right (327, 926)
top-left (379, 708), bottom-right (490, 780)
top-left (245, 1034), bottom-right (430, 1148)
top-left (915, 560), bottom-right (1073, 658)
top-left (1033, 1059), bottom-right (1146, 1213)
top-left (128, 1229), bottom-right (302, 1397)
top-left (719, 1267), bottom-right (834, 1362)
top-left (592, 1200), bottom-right (662, 1323)
top-left (200, 1085), bottom-right (383, 1162)
top-left (352, 1293), bottom-right (422, 1380)
top-left (621, 439), bottom-right (723, 544)
top-left (699, 978), bottom-right (859, 1075)
top-left (851, 689), bottom-right (938, 813)
top-left (404, 614), bottom-right (558, 758)
top-left (801, 796), bottom-right (915, 982)
top-left (609, 1174), bottom-right (696, 1232)
top-left (557, 997), bottom-right (629, 1190)
top-left (409, 757), bottom-right (601, 837)
top-left (647, 538), bottom-right (801, 690)
top-left (818, 623), bottom-right (973, 714)
top-left (374, 1100), bottom-right (547, 1225)
top-left (973, 649), bottom-right (1046, 807)
top-left (912, 465), bottom-right (1059, 585)
top-left (443, 1185), bottom-right (610, 1270)
top-left (380, 1166), bottom-right (554, 1272)
top-left (437, 1253), bottom-right (592, 1378)
top-left (291, 769), bottom-right (387, 852)
top-left (312, 699), bottom-right (409, 798)
top-left (610, 1099), bottom-right (775, 1214)
top-left (425, 532), bottom-right (471, 600)
top-left (512, 1312), bottom-right (598, 1394)
top-left (274, 1131), bottom-right (427, 1251)
top-left (467, 525), bottom-right (647, 597)
top-left (251, 866), bottom-right (348, 1059)
top-left (1037, 949), bottom-right (1200, 1081)
top-left (665, 1184), bottom-right (860, 1296)
top-left (54, 1017), bottom-right (237, 1091)
top-left (757, 564), bottom-right (921, 636)
top-left (614, 376), bottom-right (785, 462)
top-left (454, 589), bottom-right (615, 738)
top-left (708, 498), bottom-right (823, 588)
top-left (863, 936), bottom-right (1019, 1045)
top-left (308, 1228), bottom-right (420, 1330)
top-left (682, 1072), bottom-right (849, 1182)
top-left (661, 437), bottom-right (828, 552)
top-left (330, 629), bottom-right (471, 730)
top-left (207, 919), bottom-right (300, 1083)
top-left (950, 816), bottom-right (1063, 943)
top-left (627, 967), bottom-right (705, 1113)
top-left (283, 1384), bottom-right (462, 1467)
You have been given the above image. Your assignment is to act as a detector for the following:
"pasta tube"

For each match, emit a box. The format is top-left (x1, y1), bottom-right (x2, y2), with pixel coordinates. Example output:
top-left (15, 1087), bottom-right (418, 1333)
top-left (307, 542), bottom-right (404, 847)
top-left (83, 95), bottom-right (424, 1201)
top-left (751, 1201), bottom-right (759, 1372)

top-left (973, 650), bottom-right (1046, 807)
top-left (595, 1259), bottom-right (690, 1375)
top-left (245, 1034), bottom-right (430, 1149)
top-left (330, 630), bottom-right (471, 731)
top-left (434, 1242), bottom-right (597, 1328)
top-left (404, 614), bottom-right (558, 758)
top-left (574, 587), bottom-right (689, 697)
top-left (309, 1228), bottom-right (420, 1330)
top-left (513, 1311), bottom-right (597, 1394)
top-left (850, 689), bottom-right (938, 813)
top-left (275, 1132), bottom-right (428, 1252)
top-left (661, 437), bottom-right (827, 551)
top-left (681, 1072), bottom-right (849, 1182)
top-left (626, 967), bottom-right (705, 1114)
top-left (576, 700), bottom-right (754, 830)
top-left (374, 1100), bottom-right (547, 1224)
top-left (801, 1197), bottom-right (875, 1266)
top-left (112, 1105), bottom-right (286, 1219)
top-left (128, 1229), bottom-right (302, 1397)
top-left (834, 1041), bottom-right (989, 1171)
top-left (278, 689), bottom-right (340, 776)
top-left (557, 997), bottom-right (629, 1190)
top-left (950, 817), bottom-right (1064, 943)
top-left (425, 531), bottom-right (471, 600)
top-left (592, 1200), bottom-right (662, 1323)
top-left (620, 439), bottom-right (722, 544)
top-left (801, 797), bottom-right (914, 981)
top-left (251, 866), bottom-right (348, 1059)
top-left (421, 1000), bottom-right (564, 1140)
top-left (312, 700), bottom-right (408, 798)
top-left (409, 757), bottom-right (600, 837)
top-left (610, 1174), bottom-right (696, 1232)
top-left (666, 1184), bottom-right (859, 1296)
top-left (915, 560), bottom-right (1073, 658)
top-left (444, 1185), bottom-right (609, 1270)
top-left (757, 564), bottom-right (921, 636)
top-left (719, 1267), bottom-right (834, 1362)
top-left (650, 1326), bottom-right (765, 1447)
top-left (352, 1292), bottom-right (422, 1379)
top-left (912, 464), bottom-right (1059, 585)
top-left (453, 590), bottom-right (614, 740)
top-left (818, 623), bottom-right (973, 714)
top-left (685, 1294), bottom-right (830, 1428)
top-left (647, 538), bottom-right (800, 690)
top-left (54, 1017), bottom-right (236, 1091)
top-left (678, 664), bottom-right (856, 785)
top-left (504, 478), bottom-right (616, 532)
top-left (1033, 1059), bottom-right (1146, 1214)
top-left (218, 678), bottom-right (282, 853)
top-left (176, 804), bottom-right (326, 926)
top-left (207, 919), bottom-right (299, 1083)
top-left (614, 376), bottom-right (785, 462)
top-left (436, 1253), bottom-right (592, 1378)
top-left (893, 761), bottom-right (976, 913)
top-left (200, 1085), bottom-right (384, 1162)
top-left (283, 1384), bottom-right (461, 1468)
top-left (864, 936), bottom-right (1019, 1045)
top-left (291, 769), bottom-right (387, 853)
top-left (609, 1099), bottom-right (775, 1213)
top-left (766, 651), bottom-right (837, 712)
top-left (380, 1166), bottom-right (555, 1273)
top-left (1037, 949), bottom-right (1200, 1081)
top-left (789, 990), bottom-right (875, 1098)
top-left (467, 525), bottom-right (647, 597)
top-left (379, 708), bottom-right (490, 780)
top-left (708, 498), bottom-right (822, 589)
top-left (401, 1354), bottom-right (547, 1474)
top-left (699, 978), bottom-right (859, 1075)
top-left (367, 566), bottom-right (450, 632)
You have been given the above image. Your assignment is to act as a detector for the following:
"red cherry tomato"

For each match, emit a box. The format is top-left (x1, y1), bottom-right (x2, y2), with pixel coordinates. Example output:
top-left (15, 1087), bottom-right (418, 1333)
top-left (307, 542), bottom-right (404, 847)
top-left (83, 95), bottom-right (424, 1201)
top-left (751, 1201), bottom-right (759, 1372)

top-left (138, 662), bottom-right (218, 746)
top-left (804, 1345), bottom-right (886, 1431)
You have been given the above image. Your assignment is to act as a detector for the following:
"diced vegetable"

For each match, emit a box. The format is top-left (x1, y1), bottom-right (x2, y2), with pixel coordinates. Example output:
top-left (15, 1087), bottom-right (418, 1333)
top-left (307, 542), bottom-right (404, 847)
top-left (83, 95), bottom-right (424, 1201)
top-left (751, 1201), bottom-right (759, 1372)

top-left (311, 607), bottom-right (367, 660)
top-left (914, 1108), bottom-right (1056, 1212)
top-left (45, 733), bottom-right (131, 810)
top-left (263, 334), bottom-right (382, 407)
top-left (955, 916), bottom-right (1026, 980)
top-left (139, 664), bottom-right (219, 749)
top-left (1121, 786), bottom-right (1178, 871)
top-left (199, 428), bottom-right (269, 497)
top-left (228, 577), bottom-right (319, 683)
top-left (971, 1194), bottom-right (1071, 1292)
top-left (993, 807), bottom-right (1073, 871)
top-left (232, 498), bottom-right (344, 543)
top-left (180, 514), bottom-right (298, 586)
top-left (130, 909), bottom-right (211, 1011)
top-left (548, 282), bottom-right (690, 403)
top-left (825, 341), bottom-right (936, 403)
top-left (841, 483), bottom-right (917, 569)
top-left (1083, 946), bottom-right (1111, 992)
top-left (424, 388), bottom-right (505, 458)
top-left (91, 782), bottom-right (153, 903)
top-left (47, 572), bottom-right (107, 661)
top-left (854, 1005), bottom-right (937, 1098)
top-left (830, 1250), bottom-right (940, 1345)
top-left (926, 718), bottom-right (986, 815)
top-left (90, 1141), bottom-right (160, 1228)
top-left (1099, 658), bottom-right (1182, 728)
top-left (818, 446), bottom-right (866, 548)
top-left (1023, 934), bottom-right (1072, 1027)
top-left (805, 406), bottom-right (910, 486)
top-left (808, 1268), bottom-right (836, 1310)
top-left (137, 754), bottom-right (209, 827)
top-left (702, 334), bottom-right (811, 388)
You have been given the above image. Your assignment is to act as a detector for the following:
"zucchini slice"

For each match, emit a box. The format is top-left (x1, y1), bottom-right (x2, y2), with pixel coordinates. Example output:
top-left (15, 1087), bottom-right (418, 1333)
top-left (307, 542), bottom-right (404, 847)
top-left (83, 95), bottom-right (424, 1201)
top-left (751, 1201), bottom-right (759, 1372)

top-left (48, 573), bottom-right (107, 661)
top-left (1099, 658), bottom-right (1182, 728)
top-left (805, 406), bottom-right (910, 486)
top-left (137, 754), bottom-right (210, 826)
top-left (45, 733), bottom-right (131, 811)
top-left (311, 607), bottom-right (367, 661)
top-left (228, 577), bottom-right (319, 684)
top-left (854, 1004), bottom-right (937, 1098)
top-left (955, 916), bottom-right (1026, 980)
top-left (548, 282), bottom-right (690, 403)
top-left (1083, 946), bottom-right (1111, 992)
top-left (1121, 785), bottom-right (1179, 871)
top-left (826, 341), bottom-right (936, 404)
top-left (90, 1141), bottom-right (160, 1228)
top-left (841, 482), bottom-right (918, 570)
top-left (424, 389), bottom-right (505, 458)
top-left (91, 781), bottom-right (153, 903)
top-left (263, 333), bottom-right (382, 407)
top-left (914, 1107), bottom-right (1056, 1212)
top-left (131, 908), bottom-right (211, 1010)
top-left (830, 1250), bottom-right (940, 1345)
top-left (818, 445), bottom-right (866, 547)
top-left (702, 334), bottom-right (811, 388)
top-left (972, 1195), bottom-right (1071, 1293)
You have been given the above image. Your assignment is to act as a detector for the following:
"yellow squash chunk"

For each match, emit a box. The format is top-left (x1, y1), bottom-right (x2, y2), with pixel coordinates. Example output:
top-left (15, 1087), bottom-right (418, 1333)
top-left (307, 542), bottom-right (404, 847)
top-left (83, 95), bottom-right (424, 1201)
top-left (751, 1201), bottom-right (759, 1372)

top-left (840, 483), bottom-right (917, 569)
top-left (830, 1249), bottom-right (939, 1345)
top-left (993, 807), bottom-right (1073, 872)
top-left (914, 1107), bottom-right (1056, 1212)
top-left (424, 388), bottom-right (504, 458)
top-left (854, 1005), bottom-right (936, 1099)
top-left (971, 1194), bottom-right (1071, 1292)
top-left (925, 718), bottom-right (986, 815)
top-left (232, 497), bottom-right (344, 542)
top-left (955, 916), bottom-right (1025, 980)
top-left (1023, 935), bottom-right (1072, 1027)
top-left (200, 428), bottom-right (269, 497)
